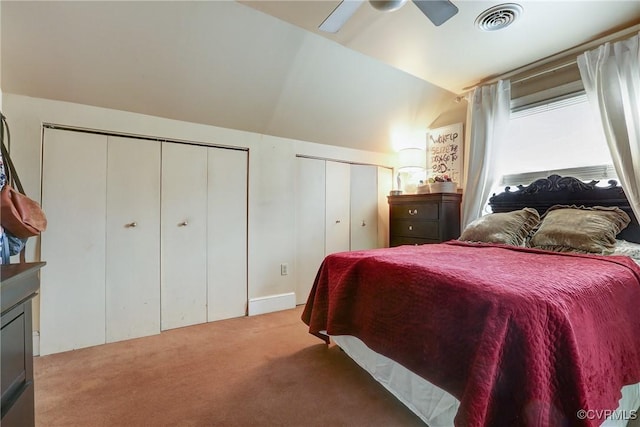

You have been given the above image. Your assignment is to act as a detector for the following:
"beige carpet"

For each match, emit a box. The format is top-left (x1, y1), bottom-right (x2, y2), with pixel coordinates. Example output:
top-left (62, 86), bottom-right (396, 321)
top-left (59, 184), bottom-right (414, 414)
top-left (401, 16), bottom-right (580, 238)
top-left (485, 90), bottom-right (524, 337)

top-left (34, 306), bottom-right (425, 427)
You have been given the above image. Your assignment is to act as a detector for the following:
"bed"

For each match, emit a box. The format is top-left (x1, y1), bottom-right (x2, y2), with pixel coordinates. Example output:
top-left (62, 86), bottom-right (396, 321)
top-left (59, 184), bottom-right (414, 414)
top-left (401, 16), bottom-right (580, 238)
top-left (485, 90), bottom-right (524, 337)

top-left (301, 175), bottom-right (640, 427)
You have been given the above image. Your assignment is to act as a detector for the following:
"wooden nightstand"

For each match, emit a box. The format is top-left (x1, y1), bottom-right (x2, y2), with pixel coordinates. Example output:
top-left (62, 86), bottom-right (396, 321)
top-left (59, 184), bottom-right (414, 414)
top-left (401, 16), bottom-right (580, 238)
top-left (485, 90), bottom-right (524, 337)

top-left (1, 262), bottom-right (45, 427)
top-left (388, 193), bottom-right (462, 247)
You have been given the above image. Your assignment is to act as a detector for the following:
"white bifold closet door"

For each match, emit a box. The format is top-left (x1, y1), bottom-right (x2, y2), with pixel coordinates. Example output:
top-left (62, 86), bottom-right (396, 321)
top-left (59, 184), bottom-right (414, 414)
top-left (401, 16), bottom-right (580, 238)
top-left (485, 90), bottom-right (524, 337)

top-left (41, 130), bottom-right (161, 355)
top-left (106, 137), bottom-right (161, 343)
top-left (295, 158), bottom-right (385, 305)
top-left (41, 130), bottom-right (108, 355)
top-left (161, 142), bottom-right (208, 330)
top-left (376, 166), bottom-right (393, 248)
top-left (41, 130), bottom-right (248, 354)
top-left (325, 160), bottom-right (351, 255)
top-left (161, 142), bottom-right (248, 330)
top-left (350, 164), bottom-right (379, 251)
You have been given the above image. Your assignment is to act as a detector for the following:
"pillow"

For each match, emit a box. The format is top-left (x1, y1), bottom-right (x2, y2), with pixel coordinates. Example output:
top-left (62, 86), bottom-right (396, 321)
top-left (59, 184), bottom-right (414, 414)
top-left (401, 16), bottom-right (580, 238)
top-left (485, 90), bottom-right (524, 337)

top-left (613, 239), bottom-right (640, 263)
top-left (459, 208), bottom-right (540, 246)
top-left (528, 205), bottom-right (631, 254)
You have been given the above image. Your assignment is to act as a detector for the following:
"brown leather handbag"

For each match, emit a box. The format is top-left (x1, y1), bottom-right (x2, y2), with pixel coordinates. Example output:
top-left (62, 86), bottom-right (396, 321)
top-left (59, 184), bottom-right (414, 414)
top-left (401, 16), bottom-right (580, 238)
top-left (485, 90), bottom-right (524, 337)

top-left (0, 113), bottom-right (47, 238)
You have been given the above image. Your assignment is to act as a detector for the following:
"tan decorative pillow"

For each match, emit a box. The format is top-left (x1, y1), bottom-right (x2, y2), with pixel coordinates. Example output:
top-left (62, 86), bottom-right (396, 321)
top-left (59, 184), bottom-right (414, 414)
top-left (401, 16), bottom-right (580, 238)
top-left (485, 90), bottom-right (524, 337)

top-left (459, 208), bottom-right (541, 246)
top-left (529, 205), bottom-right (631, 254)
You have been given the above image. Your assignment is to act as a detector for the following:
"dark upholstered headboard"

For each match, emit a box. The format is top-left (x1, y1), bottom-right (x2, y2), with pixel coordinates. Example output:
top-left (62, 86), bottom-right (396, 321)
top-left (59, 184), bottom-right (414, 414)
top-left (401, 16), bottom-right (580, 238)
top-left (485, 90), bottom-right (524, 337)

top-left (488, 175), bottom-right (640, 243)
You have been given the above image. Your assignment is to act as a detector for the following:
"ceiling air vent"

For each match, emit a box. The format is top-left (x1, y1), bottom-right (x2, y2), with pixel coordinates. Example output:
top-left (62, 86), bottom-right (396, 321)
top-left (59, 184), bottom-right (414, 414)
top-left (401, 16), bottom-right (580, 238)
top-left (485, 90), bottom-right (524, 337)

top-left (475, 3), bottom-right (523, 31)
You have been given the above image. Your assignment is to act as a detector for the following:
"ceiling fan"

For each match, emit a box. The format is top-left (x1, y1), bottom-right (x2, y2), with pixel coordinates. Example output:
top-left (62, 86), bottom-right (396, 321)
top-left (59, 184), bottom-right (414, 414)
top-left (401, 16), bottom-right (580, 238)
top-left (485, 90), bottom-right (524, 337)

top-left (319, 0), bottom-right (459, 33)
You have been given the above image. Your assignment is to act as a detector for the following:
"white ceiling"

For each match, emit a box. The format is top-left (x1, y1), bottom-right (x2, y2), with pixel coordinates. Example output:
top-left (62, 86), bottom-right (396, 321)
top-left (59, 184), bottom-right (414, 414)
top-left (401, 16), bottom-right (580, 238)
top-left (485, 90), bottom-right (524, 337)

top-left (1, 1), bottom-right (638, 154)
top-left (243, 0), bottom-right (640, 93)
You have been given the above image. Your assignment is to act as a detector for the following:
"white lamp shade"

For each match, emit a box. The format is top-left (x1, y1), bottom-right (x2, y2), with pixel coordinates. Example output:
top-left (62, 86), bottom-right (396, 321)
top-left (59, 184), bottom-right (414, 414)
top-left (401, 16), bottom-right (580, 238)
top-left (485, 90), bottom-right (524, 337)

top-left (397, 148), bottom-right (426, 172)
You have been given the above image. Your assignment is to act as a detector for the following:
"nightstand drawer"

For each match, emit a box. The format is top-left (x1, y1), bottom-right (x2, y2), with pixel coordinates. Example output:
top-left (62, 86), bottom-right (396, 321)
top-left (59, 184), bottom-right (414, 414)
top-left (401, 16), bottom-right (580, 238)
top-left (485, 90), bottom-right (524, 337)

top-left (390, 203), bottom-right (439, 220)
top-left (390, 236), bottom-right (440, 246)
top-left (390, 220), bottom-right (439, 239)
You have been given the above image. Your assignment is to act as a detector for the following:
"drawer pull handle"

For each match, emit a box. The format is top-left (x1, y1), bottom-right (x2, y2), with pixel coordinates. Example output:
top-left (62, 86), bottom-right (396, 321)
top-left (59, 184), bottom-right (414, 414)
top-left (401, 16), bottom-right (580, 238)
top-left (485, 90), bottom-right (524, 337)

top-left (125, 222), bottom-right (137, 228)
top-left (408, 209), bottom-right (418, 216)
top-left (179, 221), bottom-right (188, 227)
top-left (408, 225), bottom-right (413, 231)
top-left (335, 220), bottom-right (341, 224)
top-left (361, 220), bottom-right (366, 227)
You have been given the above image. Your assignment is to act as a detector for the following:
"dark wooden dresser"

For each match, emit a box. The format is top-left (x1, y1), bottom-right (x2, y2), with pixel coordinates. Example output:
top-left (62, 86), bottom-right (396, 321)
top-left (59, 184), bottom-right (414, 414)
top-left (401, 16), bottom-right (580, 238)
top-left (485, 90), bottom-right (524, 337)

top-left (388, 193), bottom-right (462, 246)
top-left (1, 262), bottom-right (45, 427)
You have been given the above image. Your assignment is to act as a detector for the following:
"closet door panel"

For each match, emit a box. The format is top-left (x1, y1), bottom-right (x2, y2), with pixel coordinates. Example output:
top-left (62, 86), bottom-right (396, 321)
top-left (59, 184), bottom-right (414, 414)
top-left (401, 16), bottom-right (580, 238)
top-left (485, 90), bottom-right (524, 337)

top-left (350, 164), bottom-right (378, 251)
top-left (40, 129), bottom-right (107, 355)
top-left (295, 157), bottom-right (326, 305)
top-left (105, 137), bottom-right (161, 342)
top-left (161, 142), bottom-right (208, 330)
top-left (207, 148), bottom-right (248, 321)
top-left (377, 167), bottom-right (393, 248)
top-left (325, 161), bottom-right (351, 255)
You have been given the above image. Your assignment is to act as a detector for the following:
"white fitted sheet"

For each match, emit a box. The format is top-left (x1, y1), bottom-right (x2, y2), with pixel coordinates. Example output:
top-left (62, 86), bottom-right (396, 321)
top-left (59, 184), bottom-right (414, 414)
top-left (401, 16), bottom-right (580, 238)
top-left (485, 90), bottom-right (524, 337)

top-left (332, 335), bottom-right (640, 427)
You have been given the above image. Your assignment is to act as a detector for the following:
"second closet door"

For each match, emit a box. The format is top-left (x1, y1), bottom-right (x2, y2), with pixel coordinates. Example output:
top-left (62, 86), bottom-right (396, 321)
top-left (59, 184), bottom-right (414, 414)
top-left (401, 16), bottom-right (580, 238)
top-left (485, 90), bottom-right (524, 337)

top-left (106, 137), bottom-right (161, 342)
top-left (161, 142), bottom-right (208, 330)
top-left (350, 164), bottom-right (378, 251)
top-left (325, 161), bottom-right (351, 255)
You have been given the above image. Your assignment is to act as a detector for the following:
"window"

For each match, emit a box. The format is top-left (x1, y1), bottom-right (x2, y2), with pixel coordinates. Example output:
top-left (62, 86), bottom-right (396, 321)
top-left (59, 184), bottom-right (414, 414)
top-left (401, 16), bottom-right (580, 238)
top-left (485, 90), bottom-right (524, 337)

top-left (483, 93), bottom-right (616, 215)
top-left (498, 94), bottom-right (615, 187)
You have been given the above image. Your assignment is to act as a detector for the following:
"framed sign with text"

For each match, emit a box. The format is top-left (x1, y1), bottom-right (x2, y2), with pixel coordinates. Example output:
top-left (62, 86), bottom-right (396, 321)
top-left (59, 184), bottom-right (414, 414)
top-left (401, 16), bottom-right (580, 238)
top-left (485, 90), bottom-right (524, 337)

top-left (427, 123), bottom-right (464, 184)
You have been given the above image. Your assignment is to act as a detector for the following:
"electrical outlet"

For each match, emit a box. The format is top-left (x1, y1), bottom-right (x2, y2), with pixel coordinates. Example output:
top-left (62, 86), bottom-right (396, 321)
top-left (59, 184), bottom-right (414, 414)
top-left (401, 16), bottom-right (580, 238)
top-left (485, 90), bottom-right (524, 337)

top-left (280, 263), bottom-right (289, 276)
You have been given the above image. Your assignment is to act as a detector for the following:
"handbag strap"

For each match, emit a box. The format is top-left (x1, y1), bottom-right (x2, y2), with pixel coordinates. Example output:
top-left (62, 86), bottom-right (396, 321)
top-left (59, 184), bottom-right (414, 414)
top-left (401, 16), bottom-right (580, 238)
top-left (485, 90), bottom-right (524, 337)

top-left (0, 112), bottom-right (28, 263)
top-left (0, 112), bottom-right (26, 194)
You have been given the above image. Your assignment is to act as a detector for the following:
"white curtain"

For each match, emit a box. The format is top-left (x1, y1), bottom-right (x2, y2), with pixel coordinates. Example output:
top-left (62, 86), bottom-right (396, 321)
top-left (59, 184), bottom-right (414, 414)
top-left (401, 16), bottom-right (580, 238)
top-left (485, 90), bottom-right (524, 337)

top-left (461, 80), bottom-right (511, 229)
top-left (577, 32), bottom-right (640, 222)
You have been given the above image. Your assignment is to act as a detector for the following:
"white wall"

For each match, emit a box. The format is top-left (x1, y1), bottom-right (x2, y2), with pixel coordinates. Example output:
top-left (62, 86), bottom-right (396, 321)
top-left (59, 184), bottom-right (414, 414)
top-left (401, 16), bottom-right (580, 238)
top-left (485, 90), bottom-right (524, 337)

top-left (3, 93), bottom-right (394, 330)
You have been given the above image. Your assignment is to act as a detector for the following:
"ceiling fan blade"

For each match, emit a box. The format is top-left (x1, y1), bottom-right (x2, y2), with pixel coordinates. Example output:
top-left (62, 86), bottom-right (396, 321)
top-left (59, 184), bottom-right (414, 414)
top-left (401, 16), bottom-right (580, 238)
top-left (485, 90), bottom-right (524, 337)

top-left (319, 1), bottom-right (365, 33)
top-left (412, 0), bottom-right (458, 26)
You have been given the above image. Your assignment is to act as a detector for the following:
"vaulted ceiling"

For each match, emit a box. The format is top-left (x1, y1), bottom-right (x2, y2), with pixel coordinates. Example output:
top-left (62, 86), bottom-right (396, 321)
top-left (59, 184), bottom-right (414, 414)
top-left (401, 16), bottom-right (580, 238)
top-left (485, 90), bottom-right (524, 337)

top-left (243, 1), bottom-right (640, 93)
top-left (1, 1), bottom-right (638, 154)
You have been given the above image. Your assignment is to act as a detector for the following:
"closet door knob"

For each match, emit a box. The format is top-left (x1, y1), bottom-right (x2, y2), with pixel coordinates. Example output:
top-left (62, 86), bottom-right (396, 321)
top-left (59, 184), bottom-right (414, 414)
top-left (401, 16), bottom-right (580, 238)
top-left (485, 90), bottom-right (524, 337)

top-left (361, 220), bottom-right (366, 227)
top-left (179, 221), bottom-right (188, 227)
top-left (335, 220), bottom-right (341, 224)
top-left (125, 222), bottom-right (137, 228)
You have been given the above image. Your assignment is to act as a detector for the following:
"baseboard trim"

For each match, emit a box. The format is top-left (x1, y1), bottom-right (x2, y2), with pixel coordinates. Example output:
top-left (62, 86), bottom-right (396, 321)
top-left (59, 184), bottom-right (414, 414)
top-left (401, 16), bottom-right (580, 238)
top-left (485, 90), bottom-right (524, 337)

top-left (248, 292), bottom-right (296, 316)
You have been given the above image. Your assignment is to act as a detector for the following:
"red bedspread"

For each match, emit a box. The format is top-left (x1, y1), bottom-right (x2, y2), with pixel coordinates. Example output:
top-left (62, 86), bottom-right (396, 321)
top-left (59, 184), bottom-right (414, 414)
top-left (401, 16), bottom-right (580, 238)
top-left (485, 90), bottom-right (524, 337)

top-left (301, 241), bottom-right (640, 427)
